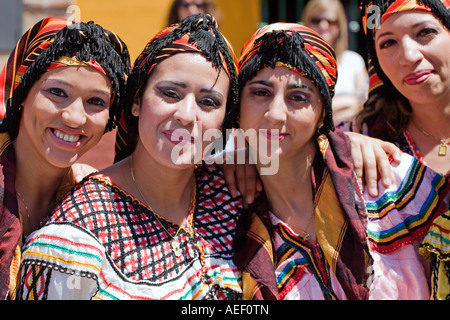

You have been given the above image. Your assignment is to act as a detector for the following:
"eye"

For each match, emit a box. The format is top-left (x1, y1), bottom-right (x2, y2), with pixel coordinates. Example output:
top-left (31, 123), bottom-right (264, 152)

top-left (417, 27), bottom-right (438, 38)
top-left (251, 88), bottom-right (271, 97)
top-left (46, 87), bottom-right (67, 98)
top-left (158, 87), bottom-right (181, 101)
top-left (379, 38), bottom-right (397, 50)
top-left (87, 97), bottom-right (108, 108)
top-left (199, 96), bottom-right (221, 109)
top-left (289, 92), bottom-right (309, 103)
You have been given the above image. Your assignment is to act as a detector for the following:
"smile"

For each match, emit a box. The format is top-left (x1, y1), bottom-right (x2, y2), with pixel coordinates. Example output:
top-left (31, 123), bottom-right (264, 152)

top-left (52, 129), bottom-right (82, 143)
top-left (164, 130), bottom-right (194, 145)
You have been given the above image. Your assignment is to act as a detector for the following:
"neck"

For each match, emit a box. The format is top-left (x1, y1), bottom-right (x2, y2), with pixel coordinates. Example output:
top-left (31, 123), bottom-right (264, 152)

top-left (129, 148), bottom-right (196, 226)
top-left (257, 143), bottom-right (316, 235)
top-left (409, 95), bottom-right (450, 138)
top-left (14, 139), bottom-right (69, 235)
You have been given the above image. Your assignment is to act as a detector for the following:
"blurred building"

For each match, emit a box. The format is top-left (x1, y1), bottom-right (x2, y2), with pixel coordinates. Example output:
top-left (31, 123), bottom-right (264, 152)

top-left (0, 0), bottom-right (365, 63)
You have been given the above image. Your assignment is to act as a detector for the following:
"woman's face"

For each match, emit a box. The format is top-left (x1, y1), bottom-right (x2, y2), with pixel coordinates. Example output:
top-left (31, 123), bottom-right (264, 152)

top-left (308, 9), bottom-right (340, 46)
top-left (177, 1), bottom-right (207, 21)
top-left (134, 52), bottom-right (229, 168)
top-left (19, 66), bottom-right (112, 168)
top-left (239, 66), bottom-right (323, 163)
top-left (375, 11), bottom-right (450, 106)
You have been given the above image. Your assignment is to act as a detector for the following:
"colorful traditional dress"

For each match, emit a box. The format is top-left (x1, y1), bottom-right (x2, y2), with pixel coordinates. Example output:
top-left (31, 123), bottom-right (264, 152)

top-left (234, 131), bottom-right (450, 300)
top-left (18, 163), bottom-right (243, 300)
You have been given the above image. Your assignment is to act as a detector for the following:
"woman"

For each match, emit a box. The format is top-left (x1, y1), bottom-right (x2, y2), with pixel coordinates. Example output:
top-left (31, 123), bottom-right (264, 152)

top-left (302, 0), bottom-right (369, 124)
top-left (17, 14), bottom-right (243, 300)
top-left (347, 0), bottom-right (450, 299)
top-left (167, 0), bottom-right (221, 26)
top-left (0, 17), bottom-right (130, 299)
top-left (233, 22), bottom-right (449, 299)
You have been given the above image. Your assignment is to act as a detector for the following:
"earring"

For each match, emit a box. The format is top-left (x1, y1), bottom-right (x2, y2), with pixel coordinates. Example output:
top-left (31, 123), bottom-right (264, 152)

top-left (131, 107), bottom-right (139, 117)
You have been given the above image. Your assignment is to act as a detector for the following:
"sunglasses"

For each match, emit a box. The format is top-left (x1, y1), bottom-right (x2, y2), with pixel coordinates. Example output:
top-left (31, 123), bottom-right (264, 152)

top-left (310, 17), bottom-right (338, 26)
top-left (180, 1), bottom-right (207, 9)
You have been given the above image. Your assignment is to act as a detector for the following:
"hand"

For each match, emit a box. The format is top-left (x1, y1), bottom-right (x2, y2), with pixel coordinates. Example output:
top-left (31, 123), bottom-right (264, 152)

top-left (222, 129), bottom-right (263, 207)
top-left (71, 163), bottom-right (98, 183)
top-left (345, 132), bottom-right (402, 197)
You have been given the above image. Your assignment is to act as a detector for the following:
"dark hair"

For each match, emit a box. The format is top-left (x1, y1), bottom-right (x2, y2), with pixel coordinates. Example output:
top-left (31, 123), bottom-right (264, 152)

top-left (9, 21), bottom-right (130, 139)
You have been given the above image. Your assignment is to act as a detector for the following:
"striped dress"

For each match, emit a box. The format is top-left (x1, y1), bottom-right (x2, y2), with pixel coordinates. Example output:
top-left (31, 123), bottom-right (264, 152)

top-left (256, 153), bottom-right (449, 299)
top-left (17, 163), bottom-right (243, 300)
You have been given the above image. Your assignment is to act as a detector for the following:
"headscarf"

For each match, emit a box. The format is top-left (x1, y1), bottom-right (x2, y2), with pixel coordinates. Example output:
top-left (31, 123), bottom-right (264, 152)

top-left (234, 23), bottom-right (372, 300)
top-left (360, 0), bottom-right (450, 95)
top-left (0, 17), bottom-right (130, 299)
top-left (0, 16), bottom-right (131, 139)
top-left (115, 13), bottom-right (239, 162)
top-left (238, 23), bottom-right (338, 133)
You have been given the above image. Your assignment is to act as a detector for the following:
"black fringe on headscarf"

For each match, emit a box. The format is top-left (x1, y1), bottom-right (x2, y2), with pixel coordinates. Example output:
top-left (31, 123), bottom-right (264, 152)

top-left (9, 21), bottom-right (130, 139)
top-left (117, 13), bottom-right (239, 161)
top-left (238, 31), bottom-right (335, 134)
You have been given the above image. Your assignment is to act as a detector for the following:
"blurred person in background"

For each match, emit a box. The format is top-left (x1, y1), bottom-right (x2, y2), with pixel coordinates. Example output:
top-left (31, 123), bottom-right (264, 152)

top-left (167, 0), bottom-right (221, 26)
top-left (302, 0), bottom-right (369, 124)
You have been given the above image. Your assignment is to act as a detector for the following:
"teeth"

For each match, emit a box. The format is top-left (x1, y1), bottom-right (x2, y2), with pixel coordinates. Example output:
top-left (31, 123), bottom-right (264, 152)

top-left (53, 129), bottom-right (81, 143)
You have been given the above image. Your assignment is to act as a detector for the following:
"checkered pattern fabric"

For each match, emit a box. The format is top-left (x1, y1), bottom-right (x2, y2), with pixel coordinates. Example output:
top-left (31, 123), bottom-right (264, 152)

top-left (51, 163), bottom-right (242, 283)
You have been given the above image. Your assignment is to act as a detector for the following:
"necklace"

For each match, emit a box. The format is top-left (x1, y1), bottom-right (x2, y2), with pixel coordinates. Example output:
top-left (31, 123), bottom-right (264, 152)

top-left (412, 121), bottom-right (450, 156)
top-left (16, 191), bottom-right (34, 230)
top-left (129, 156), bottom-right (196, 257)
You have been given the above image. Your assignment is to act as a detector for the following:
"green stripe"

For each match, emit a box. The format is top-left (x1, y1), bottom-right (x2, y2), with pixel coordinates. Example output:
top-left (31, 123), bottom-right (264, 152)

top-left (24, 242), bottom-right (102, 263)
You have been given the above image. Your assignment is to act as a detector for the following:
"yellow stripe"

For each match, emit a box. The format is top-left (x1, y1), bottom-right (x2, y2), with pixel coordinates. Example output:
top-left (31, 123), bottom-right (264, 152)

top-left (24, 250), bottom-right (101, 273)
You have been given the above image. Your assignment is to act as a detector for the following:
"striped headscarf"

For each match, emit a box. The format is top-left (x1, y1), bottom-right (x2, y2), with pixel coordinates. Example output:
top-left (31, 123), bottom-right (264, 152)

top-left (115, 13), bottom-right (239, 161)
top-left (360, 0), bottom-right (450, 95)
top-left (238, 23), bottom-right (338, 133)
top-left (0, 16), bottom-right (130, 139)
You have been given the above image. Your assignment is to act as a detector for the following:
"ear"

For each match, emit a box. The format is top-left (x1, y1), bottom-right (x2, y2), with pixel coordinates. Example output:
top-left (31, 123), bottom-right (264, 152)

top-left (131, 95), bottom-right (141, 117)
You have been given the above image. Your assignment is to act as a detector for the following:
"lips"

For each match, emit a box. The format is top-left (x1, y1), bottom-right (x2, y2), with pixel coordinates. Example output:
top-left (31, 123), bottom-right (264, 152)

top-left (164, 129), bottom-right (194, 145)
top-left (403, 70), bottom-right (432, 85)
top-left (53, 129), bottom-right (82, 143)
top-left (263, 130), bottom-right (288, 141)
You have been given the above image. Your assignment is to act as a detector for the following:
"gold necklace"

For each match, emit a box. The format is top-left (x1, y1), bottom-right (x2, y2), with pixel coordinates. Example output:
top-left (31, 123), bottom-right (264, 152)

top-left (412, 121), bottom-right (450, 156)
top-left (129, 156), bottom-right (196, 257)
top-left (16, 191), bottom-right (34, 230)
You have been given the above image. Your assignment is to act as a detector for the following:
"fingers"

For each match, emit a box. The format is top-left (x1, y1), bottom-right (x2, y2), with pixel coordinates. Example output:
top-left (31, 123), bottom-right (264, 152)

top-left (346, 132), bottom-right (400, 198)
top-left (223, 162), bottom-right (238, 198)
top-left (360, 142), bottom-right (380, 197)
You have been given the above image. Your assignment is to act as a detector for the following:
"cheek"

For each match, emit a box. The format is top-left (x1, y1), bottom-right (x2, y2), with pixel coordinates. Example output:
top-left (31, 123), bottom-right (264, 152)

top-left (89, 109), bottom-right (110, 134)
top-left (238, 99), bottom-right (259, 131)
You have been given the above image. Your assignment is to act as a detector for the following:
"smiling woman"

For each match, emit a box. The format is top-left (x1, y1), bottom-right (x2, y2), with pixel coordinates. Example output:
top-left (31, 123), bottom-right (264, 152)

top-left (17, 14), bottom-right (244, 300)
top-left (0, 17), bottom-right (130, 299)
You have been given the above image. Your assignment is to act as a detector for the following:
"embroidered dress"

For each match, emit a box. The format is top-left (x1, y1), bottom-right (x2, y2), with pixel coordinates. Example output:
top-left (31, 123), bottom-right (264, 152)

top-left (270, 213), bottom-right (347, 300)
top-left (234, 133), bottom-right (449, 300)
top-left (18, 163), bottom-right (243, 300)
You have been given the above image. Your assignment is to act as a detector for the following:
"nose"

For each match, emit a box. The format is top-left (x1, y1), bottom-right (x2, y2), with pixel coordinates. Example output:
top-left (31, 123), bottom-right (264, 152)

top-left (61, 98), bottom-right (87, 128)
top-left (264, 95), bottom-right (287, 124)
top-left (399, 36), bottom-right (423, 66)
top-left (173, 95), bottom-right (196, 126)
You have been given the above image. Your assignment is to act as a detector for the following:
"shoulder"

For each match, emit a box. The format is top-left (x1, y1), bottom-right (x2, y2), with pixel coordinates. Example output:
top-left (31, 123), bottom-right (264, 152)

top-left (47, 175), bottom-right (132, 232)
top-left (21, 221), bottom-right (105, 281)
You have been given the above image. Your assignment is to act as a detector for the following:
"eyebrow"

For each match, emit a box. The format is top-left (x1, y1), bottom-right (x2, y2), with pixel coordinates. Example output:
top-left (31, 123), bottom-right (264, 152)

top-left (45, 78), bottom-right (111, 97)
top-left (248, 79), bottom-right (315, 92)
top-left (376, 19), bottom-right (438, 40)
top-left (157, 80), bottom-right (225, 98)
